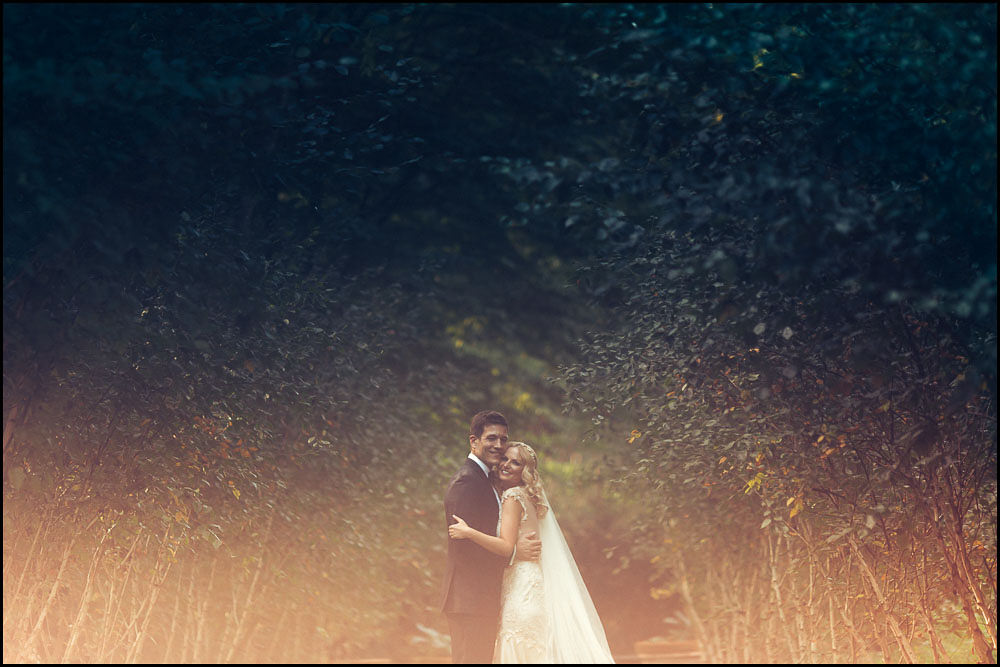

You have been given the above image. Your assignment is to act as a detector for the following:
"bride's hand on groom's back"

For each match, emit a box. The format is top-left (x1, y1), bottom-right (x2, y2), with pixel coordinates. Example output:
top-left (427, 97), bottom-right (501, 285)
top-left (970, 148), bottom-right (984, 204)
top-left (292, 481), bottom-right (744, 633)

top-left (448, 515), bottom-right (472, 540)
top-left (514, 531), bottom-right (541, 562)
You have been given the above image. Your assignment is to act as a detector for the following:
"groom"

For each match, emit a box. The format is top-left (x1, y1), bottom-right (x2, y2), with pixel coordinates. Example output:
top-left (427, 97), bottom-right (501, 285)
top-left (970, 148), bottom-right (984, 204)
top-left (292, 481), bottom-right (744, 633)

top-left (441, 410), bottom-right (541, 664)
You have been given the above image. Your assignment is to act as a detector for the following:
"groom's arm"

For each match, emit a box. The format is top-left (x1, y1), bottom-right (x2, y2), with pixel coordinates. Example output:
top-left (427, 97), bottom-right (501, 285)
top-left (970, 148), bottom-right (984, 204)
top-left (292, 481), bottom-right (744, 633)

top-left (513, 530), bottom-right (541, 562)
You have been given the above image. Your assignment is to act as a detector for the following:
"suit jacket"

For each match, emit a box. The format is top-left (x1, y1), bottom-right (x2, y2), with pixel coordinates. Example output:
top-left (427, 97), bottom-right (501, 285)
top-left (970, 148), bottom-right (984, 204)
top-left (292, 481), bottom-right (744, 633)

top-left (440, 458), bottom-right (507, 615)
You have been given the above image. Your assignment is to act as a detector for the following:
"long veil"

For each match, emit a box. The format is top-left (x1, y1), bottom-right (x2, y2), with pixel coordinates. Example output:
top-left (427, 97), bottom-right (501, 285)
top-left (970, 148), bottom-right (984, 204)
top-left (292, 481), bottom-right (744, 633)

top-left (538, 490), bottom-right (615, 663)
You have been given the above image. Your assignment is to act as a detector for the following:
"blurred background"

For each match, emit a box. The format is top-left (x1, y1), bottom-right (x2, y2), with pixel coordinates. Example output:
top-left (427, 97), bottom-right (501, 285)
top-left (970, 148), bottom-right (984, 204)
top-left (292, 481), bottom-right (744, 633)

top-left (3, 3), bottom-right (995, 663)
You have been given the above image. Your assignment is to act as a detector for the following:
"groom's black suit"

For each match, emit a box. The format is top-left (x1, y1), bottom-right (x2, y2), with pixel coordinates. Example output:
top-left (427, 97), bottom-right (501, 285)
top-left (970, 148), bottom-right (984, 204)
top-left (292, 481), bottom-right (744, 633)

top-left (441, 457), bottom-right (508, 663)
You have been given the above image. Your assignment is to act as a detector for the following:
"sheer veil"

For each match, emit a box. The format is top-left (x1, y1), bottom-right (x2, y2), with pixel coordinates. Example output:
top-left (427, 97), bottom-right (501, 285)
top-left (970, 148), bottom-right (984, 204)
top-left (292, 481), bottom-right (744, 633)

top-left (538, 489), bottom-right (615, 663)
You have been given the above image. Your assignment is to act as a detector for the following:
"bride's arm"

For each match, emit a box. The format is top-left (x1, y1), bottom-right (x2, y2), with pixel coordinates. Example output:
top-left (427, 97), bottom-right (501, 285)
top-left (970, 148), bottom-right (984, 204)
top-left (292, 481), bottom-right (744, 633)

top-left (449, 497), bottom-right (522, 559)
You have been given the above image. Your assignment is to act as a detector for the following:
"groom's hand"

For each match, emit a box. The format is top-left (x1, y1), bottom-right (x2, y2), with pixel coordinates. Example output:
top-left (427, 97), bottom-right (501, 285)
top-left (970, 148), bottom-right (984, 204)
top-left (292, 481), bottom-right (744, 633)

top-left (514, 530), bottom-right (541, 561)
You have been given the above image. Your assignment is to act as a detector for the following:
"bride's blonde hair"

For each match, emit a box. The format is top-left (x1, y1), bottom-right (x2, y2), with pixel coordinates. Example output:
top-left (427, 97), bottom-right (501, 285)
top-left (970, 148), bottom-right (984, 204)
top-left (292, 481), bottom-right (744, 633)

top-left (506, 442), bottom-right (548, 519)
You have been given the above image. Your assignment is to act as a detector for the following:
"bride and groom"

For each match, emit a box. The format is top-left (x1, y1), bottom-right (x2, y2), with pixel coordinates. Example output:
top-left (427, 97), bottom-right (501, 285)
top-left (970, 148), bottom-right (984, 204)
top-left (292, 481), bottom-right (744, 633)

top-left (441, 410), bottom-right (614, 664)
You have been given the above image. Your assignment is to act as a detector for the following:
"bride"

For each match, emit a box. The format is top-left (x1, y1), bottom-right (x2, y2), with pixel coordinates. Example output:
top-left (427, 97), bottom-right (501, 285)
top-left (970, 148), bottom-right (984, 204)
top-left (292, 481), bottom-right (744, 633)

top-left (449, 442), bottom-right (615, 663)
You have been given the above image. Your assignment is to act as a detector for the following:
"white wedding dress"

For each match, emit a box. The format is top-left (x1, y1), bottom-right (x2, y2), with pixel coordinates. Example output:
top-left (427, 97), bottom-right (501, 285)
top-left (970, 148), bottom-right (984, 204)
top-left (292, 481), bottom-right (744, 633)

top-left (493, 486), bottom-right (614, 664)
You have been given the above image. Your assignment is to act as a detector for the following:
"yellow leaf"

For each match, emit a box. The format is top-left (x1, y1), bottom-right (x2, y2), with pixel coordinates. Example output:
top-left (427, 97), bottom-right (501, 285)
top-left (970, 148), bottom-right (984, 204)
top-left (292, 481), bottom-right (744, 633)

top-left (787, 496), bottom-right (797, 506)
top-left (789, 504), bottom-right (800, 518)
top-left (752, 48), bottom-right (770, 70)
top-left (719, 456), bottom-right (728, 464)
top-left (231, 488), bottom-right (241, 500)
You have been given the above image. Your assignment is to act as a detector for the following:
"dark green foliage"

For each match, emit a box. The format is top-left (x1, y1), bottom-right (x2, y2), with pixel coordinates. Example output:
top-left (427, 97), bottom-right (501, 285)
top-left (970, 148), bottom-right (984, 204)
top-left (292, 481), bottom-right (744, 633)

top-left (556, 4), bottom-right (996, 662)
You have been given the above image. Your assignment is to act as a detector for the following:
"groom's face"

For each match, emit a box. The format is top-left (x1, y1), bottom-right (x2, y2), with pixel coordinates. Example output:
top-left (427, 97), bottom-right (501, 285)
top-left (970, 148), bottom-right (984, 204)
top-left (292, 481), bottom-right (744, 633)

top-left (470, 423), bottom-right (508, 468)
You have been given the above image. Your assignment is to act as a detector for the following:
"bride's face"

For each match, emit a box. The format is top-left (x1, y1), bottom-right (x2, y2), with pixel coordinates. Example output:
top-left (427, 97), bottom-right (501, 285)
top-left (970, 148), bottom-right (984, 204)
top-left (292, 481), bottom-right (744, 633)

top-left (497, 447), bottom-right (525, 488)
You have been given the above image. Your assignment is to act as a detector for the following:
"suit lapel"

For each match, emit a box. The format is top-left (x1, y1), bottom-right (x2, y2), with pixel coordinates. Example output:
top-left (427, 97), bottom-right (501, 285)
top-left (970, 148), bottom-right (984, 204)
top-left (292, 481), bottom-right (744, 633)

top-left (462, 458), bottom-right (499, 531)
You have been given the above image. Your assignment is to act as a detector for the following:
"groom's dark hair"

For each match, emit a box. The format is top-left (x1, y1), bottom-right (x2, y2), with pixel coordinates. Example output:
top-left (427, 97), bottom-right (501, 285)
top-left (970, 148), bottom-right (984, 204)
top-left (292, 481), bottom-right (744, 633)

top-left (470, 410), bottom-right (508, 438)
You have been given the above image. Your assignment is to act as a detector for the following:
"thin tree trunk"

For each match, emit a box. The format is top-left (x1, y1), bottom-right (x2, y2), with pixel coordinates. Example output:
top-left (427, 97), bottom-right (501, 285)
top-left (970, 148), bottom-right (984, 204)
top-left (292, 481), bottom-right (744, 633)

top-left (944, 451), bottom-right (997, 650)
top-left (180, 558), bottom-right (197, 664)
top-left (3, 515), bottom-right (47, 629)
top-left (292, 607), bottom-right (302, 662)
top-left (806, 554), bottom-right (817, 663)
top-left (742, 573), bottom-right (756, 663)
top-left (767, 531), bottom-right (799, 662)
top-left (192, 553), bottom-right (217, 664)
top-left (162, 558), bottom-right (184, 664)
top-left (266, 604), bottom-right (289, 662)
top-left (707, 617), bottom-right (723, 664)
top-left (763, 605), bottom-right (774, 664)
top-left (838, 552), bottom-right (868, 664)
top-left (15, 580), bottom-right (46, 658)
top-left (828, 592), bottom-right (836, 660)
top-left (715, 563), bottom-right (738, 662)
top-left (950, 522), bottom-right (997, 650)
top-left (96, 562), bottom-right (117, 662)
top-left (16, 513), bottom-right (90, 663)
top-left (102, 528), bottom-right (142, 662)
top-left (3, 402), bottom-right (22, 453)
top-left (838, 601), bottom-right (866, 663)
top-left (850, 536), bottom-right (918, 663)
top-left (2, 510), bottom-right (23, 581)
top-left (920, 599), bottom-right (950, 664)
top-left (927, 491), bottom-right (996, 663)
top-left (676, 555), bottom-right (717, 664)
top-left (126, 567), bottom-right (168, 664)
top-left (125, 525), bottom-right (173, 664)
top-left (117, 533), bottom-right (155, 662)
top-left (61, 528), bottom-right (109, 662)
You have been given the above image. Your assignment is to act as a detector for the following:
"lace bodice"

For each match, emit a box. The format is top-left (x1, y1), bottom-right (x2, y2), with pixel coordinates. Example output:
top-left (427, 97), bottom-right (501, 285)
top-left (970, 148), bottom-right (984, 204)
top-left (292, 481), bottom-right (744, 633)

top-left (498, 486), bottom-right (531, 529)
